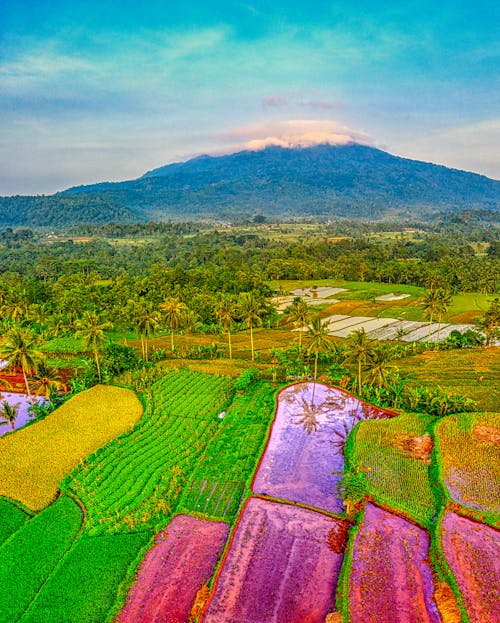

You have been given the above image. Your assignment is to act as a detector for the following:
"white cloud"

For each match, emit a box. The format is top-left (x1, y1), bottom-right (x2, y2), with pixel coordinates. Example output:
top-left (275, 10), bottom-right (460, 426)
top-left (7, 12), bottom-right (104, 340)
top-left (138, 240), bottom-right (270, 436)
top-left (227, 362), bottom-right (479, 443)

top-left (221, 119), bottom-right (373, 151)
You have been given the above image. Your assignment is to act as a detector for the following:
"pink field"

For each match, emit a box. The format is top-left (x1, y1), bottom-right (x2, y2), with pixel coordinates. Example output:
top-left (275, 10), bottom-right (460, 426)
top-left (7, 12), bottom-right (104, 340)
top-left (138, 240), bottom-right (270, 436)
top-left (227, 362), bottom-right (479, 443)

top-left (441, 512), bottom-right (500, 623)
top-left (203, 497), bottom-right (348, 623)
top-left (349, 503), bottom-right (440, 623)
top-left (118, 515), bottom-right (229, 623)
top-left (252, 383), bottom-right (390, 512)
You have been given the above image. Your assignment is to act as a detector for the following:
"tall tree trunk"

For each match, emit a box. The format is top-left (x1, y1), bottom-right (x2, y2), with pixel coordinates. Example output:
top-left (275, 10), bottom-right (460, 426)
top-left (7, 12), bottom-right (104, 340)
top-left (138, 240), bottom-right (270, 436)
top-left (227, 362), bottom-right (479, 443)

top-left (314, 350), bottom-right (318, 380)
top-left (22, 366), bottom-right (32, 401)
top-left (250, 320), bottom-right (254, 361)
top-left (227, 329), bottom-right (232, 359)
top-left (170, 331), bottom-right (174, 353)
top-left (428, 313), bottom-right (433, 343)
top-left (358, 358), bottom-right (362, 396)
top-left (94, 345), bottom-right (101, 382)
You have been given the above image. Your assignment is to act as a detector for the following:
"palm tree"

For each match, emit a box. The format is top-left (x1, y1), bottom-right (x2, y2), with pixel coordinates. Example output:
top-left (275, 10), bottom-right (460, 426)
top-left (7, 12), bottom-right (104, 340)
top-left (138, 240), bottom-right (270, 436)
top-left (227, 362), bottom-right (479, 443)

top-left (76, 312), bottom-right (113, 382)
top-left (31, 363), bottom-right (66, 397)
top-left (345, 328), bottom-right (373, 396)
top-left (131, 302), bottom-right (161, 361)
top-left (305, 316), bottom-right (333, 382)
top-left (160, 297), bottom-right (187, 352)
top-left (0, 400), bottom-right (21, 430)
top-left (288, 298), bottom-right (311, 351)
top-left (215, 296), bottom-right (238, 359)
top-left (238, 291), bottom-right (267, 361)
top-left (0, 326), bottom-right (44, 399)
top-left (423, 287), bottom-right (452, 342)
top-left (364, 344), bottom-right (397, 390)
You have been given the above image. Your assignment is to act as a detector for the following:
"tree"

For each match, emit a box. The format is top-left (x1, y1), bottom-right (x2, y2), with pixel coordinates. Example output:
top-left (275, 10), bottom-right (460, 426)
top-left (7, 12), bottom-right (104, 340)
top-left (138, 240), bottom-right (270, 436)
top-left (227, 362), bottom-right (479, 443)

top-left (345, 328), bottom-right (373, 396)
top-left (288, 298), bottom-right (311, 351)
top-left (130, 302), bottom-right (161, 361)
top-left (0, 400), bottom-right (21, 430)
top-left (160, 297), bottom-right (187, 352)
top-left (305, 316), bottom-right (333, 382)
top-left (0, 326), bottom-right (44, 399)
top-left (478, 298), bottom-right (500, 346)
top-left (422, 287), bottom-right (452, 342)
top-left (364, 344), bottom-right (397, 390)
top-left (76, 312), bottom-right (113, 382)
top-left (31, 363), bottom-right (66, 397)
top-left (215, 296), bottom-right (238, 359)
top-left (238, 291), bottom-right (267, 361)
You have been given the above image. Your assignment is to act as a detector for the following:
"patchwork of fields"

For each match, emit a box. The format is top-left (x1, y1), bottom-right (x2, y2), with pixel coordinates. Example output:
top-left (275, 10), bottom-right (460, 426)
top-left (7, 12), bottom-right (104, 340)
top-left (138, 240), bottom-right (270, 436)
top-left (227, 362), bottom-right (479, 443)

top-left (0, 372), bottom-right (498, 622)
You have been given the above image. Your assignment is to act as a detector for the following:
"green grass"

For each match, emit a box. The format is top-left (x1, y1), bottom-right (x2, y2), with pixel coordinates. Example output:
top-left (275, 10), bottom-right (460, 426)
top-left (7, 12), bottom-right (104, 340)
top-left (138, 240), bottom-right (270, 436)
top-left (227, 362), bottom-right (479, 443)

top-left (63, 369), bottom-right (235, 534)
top-left (41, 337), bottom-right (88, 354)
top-left (20, 532), bottom-right (152, 623)
top-left (0, 498), bottom-right (30, 546)
top-left (178, 380), bottom-right (277, 521)
top-left (346, 413), bottom-right (437, 527)
top-left (0, 496), bottom-right (82, 623)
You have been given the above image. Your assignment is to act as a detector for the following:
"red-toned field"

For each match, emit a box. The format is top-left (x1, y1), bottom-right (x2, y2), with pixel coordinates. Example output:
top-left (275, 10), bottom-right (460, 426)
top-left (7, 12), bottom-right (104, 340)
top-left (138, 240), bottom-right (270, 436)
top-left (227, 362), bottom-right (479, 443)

top-left (349, 503), bottom-right (440, 623)
top-left (252, 383), bottom-right (390, 513)
top-left (203, 496), bottom-right (348, 623)
top-left (441, 512), bottom-right (500, 623)
top-left (118, 515), bottom-right (229, 623)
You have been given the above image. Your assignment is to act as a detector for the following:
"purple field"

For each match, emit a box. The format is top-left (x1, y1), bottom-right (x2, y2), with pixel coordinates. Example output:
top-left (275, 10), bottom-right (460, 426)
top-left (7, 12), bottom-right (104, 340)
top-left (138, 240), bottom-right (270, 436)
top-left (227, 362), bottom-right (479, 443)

top-left (252, 383), bottom-right (390, 512)
top-left (0, 393), bottom-right (46, 436)
top-left (349, 503), bottom-right (440, 623)
top-left (119, 515), bottom-right (229, 623)
top-left (203, 497), bottom-right (348, 623)
top-left (441, 512), bottom-right (500, 623)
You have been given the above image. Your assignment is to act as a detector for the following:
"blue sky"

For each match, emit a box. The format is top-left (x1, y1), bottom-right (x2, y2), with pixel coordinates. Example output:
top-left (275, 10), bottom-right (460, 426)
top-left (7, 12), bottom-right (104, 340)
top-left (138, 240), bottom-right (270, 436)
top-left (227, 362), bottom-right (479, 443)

top-left (1, 0), bottom-right (498, 194)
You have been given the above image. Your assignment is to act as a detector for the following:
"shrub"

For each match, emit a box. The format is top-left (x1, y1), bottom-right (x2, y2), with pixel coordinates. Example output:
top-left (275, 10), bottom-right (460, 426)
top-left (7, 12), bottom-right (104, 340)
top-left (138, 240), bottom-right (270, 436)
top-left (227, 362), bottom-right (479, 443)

top-left (234, 368), bottom-right (261, 392)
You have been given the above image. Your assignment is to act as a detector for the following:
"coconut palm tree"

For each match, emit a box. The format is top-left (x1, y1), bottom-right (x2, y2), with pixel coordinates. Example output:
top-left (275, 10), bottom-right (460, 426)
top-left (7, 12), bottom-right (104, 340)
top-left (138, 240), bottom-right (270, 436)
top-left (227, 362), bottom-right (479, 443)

top-left (288, 298), bottom-right (311, 351)
top-left (305, 316), bottom-right (333, 382)
top-left (364, 344), bottom-right (397, 390)
top-left (345, 328), bottom-right (373, 396)
top-left (0, 326), bottom-right (44, 399)
top-left (238, 291), bottom-right (267, 361)
top-left (31, 363), bottom-right (66, 397)
top-left (215, 296), bottom-right (238, 359)
top-left (422, 287), bottom-right (452, 342)
top-left (0, 400), bottom-right (21, 430)
top-left (160, 297), bottom-right (187, 352)
top-left (76, 312), bottom-right (113, 382)
top-left (130, 302), bottom-right (161, 361)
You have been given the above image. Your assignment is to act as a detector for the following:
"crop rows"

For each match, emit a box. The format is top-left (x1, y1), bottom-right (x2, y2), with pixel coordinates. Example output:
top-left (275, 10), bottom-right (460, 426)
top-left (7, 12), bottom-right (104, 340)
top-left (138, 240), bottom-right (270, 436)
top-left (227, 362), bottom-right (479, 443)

top-left (347, 413), bottom-right (437, 526)
top-left (0, 498), bottom-right (29, 546)
top-left (435, 412), bottom-right (500, 519)
top-left (179, 381), bottom-right (276, 521)
top-left (64, 370), bottom-right (234, 534)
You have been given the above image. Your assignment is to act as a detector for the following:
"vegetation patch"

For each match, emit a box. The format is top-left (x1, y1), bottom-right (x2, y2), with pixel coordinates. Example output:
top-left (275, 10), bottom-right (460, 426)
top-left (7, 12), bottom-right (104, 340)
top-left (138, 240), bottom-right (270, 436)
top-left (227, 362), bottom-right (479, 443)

top-left (434, 412), bottom-right (500, 520)
top-left (63, 370), bottom-right (234, 534)
top-left (0, 497), bottom-right (30, 546)
top-left (346, 413), bottom-right (437, 526)
top-left (0, 385), bottom-right (142, 510)
top-left (19, 532), bottom-right (151, 623)
top-left (0, 496), bottom-right (82, 623)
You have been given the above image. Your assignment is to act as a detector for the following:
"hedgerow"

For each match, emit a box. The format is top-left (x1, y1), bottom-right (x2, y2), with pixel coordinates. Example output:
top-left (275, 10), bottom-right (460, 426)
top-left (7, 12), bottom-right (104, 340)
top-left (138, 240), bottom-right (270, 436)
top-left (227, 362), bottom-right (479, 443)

top-left (0, 496), bottom-right (82, 623)
top-left (0, 385), bottom-right (142, 510)
top-left (20, 532), bottom-right (152, 623)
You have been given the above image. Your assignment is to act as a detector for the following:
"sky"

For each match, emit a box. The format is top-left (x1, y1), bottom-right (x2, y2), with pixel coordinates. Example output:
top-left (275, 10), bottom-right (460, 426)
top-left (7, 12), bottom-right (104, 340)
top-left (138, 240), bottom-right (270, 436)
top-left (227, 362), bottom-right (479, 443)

top-left (0, 0), bottom-right (499, 195)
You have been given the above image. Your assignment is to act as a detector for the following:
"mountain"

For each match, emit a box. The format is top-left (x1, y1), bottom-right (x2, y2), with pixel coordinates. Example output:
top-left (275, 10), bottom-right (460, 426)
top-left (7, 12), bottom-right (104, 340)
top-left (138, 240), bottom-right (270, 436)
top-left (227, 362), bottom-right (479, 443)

top-left (1, 144), bottom-right (499, 228)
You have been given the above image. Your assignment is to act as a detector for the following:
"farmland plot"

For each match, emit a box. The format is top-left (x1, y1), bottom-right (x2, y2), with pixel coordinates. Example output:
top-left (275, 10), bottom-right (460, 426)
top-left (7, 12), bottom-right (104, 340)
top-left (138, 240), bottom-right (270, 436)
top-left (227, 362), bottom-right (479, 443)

top-left (253, 383), bottom-right (390, 513)
top-left (118, 516), bottom-right (229, 623)
top-left (348, 503), bottom-right (440, 623)
top-left (0, 393), bottom-right (46, 436)
top-left (440, 512), bottom-right (500, 623)
top-left (203, 497), bottom-right (348, 623)
top-left (435, 413), bottom-right (500, 517)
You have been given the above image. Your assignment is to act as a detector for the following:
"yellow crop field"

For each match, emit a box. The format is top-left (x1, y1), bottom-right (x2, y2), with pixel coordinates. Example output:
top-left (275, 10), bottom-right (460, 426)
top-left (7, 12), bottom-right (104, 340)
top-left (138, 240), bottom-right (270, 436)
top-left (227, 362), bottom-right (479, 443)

top-left (0, 385), bottom-right (143, 511)
top-left (435, 412), bottom-right (500, 518)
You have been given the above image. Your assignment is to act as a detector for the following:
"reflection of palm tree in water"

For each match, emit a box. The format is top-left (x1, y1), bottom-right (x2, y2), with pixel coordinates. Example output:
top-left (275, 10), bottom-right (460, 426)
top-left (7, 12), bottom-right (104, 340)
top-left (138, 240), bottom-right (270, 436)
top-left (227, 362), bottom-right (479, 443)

top-left (290, 391), bottom-right (344, 435)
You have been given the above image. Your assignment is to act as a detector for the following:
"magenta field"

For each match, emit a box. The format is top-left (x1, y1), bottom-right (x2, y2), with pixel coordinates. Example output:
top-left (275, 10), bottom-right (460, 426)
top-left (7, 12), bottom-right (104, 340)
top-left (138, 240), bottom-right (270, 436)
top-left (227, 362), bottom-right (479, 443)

top-left (203, 497), bottom-right (348, 623)
top-left (441, 512), bottom-right (500, 623)
top-left (348, 503), bottom-right (440, 623)
top-left (253, 383), bottom-right (390, 512)
top-left (118, 515), bottom-right (229, 623)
